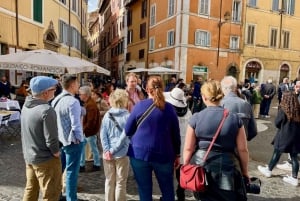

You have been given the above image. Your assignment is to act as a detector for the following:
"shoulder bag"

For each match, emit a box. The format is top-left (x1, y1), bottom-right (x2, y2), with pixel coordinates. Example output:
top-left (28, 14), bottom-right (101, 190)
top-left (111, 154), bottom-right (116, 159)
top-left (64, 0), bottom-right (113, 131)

top-left (180, 109), bottom-right (229, 192)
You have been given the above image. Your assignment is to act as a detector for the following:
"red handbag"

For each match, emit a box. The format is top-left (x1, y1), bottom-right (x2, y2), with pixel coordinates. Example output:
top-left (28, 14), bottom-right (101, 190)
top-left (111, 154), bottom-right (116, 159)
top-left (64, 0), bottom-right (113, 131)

top-left (180, 109), bottom-right (229, 192)
top-left (180, 164), bottom-right (207, 192)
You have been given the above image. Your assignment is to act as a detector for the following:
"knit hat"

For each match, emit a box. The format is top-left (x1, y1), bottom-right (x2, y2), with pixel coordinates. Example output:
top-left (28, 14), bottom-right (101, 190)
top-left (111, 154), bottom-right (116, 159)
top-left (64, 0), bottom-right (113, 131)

top-left (30, 76), bottom-right (58, 94)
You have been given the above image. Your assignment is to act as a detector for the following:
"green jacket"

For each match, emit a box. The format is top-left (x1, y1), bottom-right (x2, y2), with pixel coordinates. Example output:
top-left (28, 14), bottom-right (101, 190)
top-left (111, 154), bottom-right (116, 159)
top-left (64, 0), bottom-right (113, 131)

top-left (252, 90), bottom-right (263, 104)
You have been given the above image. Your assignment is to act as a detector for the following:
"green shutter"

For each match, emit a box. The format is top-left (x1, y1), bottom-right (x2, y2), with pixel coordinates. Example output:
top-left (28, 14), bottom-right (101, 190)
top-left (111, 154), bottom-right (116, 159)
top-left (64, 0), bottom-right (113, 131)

top-left (33, 0), bottom-right (43, 23)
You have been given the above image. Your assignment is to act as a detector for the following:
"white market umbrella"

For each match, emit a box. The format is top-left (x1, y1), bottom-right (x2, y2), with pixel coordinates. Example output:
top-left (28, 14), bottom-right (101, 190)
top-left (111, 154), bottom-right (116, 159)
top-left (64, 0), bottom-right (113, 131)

top-left (147, 66), bottom-right (181, 74)
top-left (0, 49), bottom-right (110, 75)
top-left (126, 67), bottom-right (148, 73)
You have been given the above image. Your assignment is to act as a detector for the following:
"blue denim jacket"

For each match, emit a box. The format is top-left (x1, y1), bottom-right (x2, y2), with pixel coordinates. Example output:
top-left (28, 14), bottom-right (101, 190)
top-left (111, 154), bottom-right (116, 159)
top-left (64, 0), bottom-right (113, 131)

top-left (100, 108), bottom-right (130, 158)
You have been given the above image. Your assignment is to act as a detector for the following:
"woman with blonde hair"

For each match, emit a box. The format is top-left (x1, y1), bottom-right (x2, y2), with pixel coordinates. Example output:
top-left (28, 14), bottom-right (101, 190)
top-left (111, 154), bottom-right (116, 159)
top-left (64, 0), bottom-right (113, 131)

top-left (100, 89), bottom-right (130, 201)
top-left (183, 80), bottom-right (249, 201)
top-left (125, 75), bottom-right (181, 201)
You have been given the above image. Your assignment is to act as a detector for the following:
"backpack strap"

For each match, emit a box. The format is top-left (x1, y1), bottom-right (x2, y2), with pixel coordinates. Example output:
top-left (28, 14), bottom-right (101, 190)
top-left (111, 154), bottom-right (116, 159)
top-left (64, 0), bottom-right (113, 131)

top-left (53, 94), bottom-right (72, 108)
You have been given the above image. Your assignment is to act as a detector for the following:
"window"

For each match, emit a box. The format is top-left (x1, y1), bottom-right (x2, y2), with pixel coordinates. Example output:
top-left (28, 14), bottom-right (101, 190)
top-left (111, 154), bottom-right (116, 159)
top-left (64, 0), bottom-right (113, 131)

top-left (59, 20), bottom-right (69, 45)
top-left (230, 36), bottom-right (239, 49)
top-left (232, 0), bottom-right (241, 22)
top-left (127, 9), bottom-right (132, 26)
top-left (167, 30), bottom-right (175, 46)
top-left (140, 23), bottom-right (146, 39)
top-left (141, 0), bottom-right (147, 18)
top-left (195, 30), bottom-right (211, 47)
top-left (72, 0), bottom-right (77, 12)
top-left (248, 0), bottom-right (256, 7)
top-left (282, 0), bottom-right (295, 15)
top-left (149, 37), bottom-right (155, 50)
top-left (126, 52), bottom-right (131, 61)
top-left (270, 28), bottom-right (277, 47)
top-left (150, 4), bottom-right (156, 26)
top-left (247, 25), bottom-right (255, 45)
top-left (198, 0), bottom-right (209, 15)
top-left (59, 0), bottom-right (66, 5)
top-left (127, 30), bottom-right (133, 44)
top-left (272, 0), bottom-right (279, 11)
top-left (139, 49), bottom-right (145, 59)
top-left (168, 0), bottom-right (175, 16)
top-left (33, 0), bottom-right (42, 23)
top-left (282, 30), bottom-right (290, 49)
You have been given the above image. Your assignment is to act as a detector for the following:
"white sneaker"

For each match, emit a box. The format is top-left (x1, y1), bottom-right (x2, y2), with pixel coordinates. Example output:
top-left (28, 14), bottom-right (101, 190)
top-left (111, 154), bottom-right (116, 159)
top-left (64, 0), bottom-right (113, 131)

top-left (258, 165), bottom-right (272, 177)
top-left (283, 175), bottom-right (298, 186)
top-left (277, 161), bottom-right (292, 171)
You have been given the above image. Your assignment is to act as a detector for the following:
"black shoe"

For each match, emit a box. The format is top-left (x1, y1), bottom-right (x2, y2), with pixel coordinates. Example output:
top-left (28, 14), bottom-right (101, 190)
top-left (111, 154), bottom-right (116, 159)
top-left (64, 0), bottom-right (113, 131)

top-left (79, 166), bottom-right (85, 172)
top-left (92, 165), bottom-right (100, 171)
top-left (176, 188), bottom-right (185, 201)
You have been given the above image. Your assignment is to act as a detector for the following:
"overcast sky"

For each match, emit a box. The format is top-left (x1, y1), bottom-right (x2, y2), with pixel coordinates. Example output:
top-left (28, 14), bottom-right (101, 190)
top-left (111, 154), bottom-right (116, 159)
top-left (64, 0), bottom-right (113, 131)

top-left (88, 0), bottom-right (98, 12)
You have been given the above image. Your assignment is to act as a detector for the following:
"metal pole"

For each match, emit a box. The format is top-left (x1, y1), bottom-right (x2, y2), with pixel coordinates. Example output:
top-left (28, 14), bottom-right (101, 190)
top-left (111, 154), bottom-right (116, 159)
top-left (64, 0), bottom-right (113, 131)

top-left (15, 0), bottom-right (19, 52)
top-left (279, 0), bottom-right (284, 48)
top-left (216, 0), bottom-right (223, 67)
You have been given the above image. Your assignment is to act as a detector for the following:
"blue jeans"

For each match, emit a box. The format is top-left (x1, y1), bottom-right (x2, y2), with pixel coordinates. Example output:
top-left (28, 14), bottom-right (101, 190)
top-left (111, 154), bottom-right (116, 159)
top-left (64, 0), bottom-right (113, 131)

top-left (61, 142), bottom-right (83, 201)
top-left (80, 135), bottom-right (101, 167)
top-left (130, 157), bottom-right (175, 201)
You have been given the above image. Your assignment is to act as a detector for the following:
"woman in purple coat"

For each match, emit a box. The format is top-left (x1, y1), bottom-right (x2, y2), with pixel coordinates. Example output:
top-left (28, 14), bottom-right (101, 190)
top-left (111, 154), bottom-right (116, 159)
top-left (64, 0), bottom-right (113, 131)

top-left (258, 91), bottom-right (300, 186)
top-left (125, 75), bottom-right (181, 201)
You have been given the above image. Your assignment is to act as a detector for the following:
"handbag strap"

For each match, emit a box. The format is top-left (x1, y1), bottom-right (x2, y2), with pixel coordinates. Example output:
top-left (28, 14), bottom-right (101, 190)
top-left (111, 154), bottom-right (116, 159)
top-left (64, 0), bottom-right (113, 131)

top-left (136, 103), bottom-right (155, 128)
top-left (202, 109), bottom-right (229, 162)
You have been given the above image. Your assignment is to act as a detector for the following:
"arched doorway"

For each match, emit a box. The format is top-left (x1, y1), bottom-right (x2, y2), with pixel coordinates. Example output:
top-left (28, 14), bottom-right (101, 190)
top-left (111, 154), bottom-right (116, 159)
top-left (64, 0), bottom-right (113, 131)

top-left (245, 61), bottom-right (261, 83)
top-left (279, 64), bottom-right (289, 83)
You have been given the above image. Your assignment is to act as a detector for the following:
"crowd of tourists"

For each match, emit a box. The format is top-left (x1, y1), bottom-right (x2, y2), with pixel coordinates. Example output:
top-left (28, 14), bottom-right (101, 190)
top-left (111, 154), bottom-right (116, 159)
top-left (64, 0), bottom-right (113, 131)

top-left (2, 71), bottom-right (300, 201)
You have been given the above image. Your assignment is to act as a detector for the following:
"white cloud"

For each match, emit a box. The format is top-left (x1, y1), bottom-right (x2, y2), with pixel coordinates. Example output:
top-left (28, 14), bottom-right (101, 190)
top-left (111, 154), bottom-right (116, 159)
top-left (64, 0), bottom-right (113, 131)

top-left (88, 0), bottom-right (98, 12)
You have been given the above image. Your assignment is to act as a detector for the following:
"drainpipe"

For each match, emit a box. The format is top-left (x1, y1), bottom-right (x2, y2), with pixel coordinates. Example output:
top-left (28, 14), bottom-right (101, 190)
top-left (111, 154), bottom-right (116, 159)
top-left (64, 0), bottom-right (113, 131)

top-left (80, 0), bottom-right (83, 58)
top-left (216, 0), bottom-right (223, 68)
top-left (68, 0), bottom-right (71, 56)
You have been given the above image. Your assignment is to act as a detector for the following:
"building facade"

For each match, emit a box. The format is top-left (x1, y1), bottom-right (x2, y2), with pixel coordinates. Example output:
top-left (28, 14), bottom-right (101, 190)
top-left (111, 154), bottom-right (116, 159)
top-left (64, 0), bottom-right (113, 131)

top-left (88, 9), bottom-right (100, 64)
top-left (242, 0), bottom-right (300, 84)
top-left (124, 0), bottom-right (149, 73)
top-left (147, 0), bottom-right (243, 82)
top-left (0, 0), bottom-right (89, 85)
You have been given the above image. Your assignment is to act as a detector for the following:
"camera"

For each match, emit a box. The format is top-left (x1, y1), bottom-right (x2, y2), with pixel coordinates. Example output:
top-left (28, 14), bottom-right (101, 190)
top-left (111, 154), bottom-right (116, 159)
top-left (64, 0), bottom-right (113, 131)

top-left (243, 176), bottom-right (261, 194)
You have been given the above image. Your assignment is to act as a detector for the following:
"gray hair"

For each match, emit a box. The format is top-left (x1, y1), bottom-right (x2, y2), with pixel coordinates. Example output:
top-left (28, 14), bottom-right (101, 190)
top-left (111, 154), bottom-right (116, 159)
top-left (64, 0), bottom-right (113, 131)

top-left (79, 86), bottom-right (91, 97)
top-left (220, 76), bottom-right (237, 95)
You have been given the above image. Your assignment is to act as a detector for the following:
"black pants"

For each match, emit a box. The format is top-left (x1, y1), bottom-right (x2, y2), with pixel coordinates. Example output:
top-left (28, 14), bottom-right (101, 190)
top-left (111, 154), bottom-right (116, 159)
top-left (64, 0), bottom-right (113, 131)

top-left (268, 149), bottom-right (299, 178)
top-left (175, 164), bottom-right (185, 201)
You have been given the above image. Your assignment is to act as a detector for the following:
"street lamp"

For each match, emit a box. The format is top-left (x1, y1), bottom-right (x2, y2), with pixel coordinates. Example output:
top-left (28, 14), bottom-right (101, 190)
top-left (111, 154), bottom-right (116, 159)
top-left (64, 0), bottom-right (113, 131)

top-left (216, 8), bottom-right (231, 67)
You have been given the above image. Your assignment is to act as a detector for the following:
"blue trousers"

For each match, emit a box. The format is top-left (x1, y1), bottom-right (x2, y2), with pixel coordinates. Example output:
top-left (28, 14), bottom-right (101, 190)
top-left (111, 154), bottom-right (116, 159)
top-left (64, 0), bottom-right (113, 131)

top-left (130, 157), bottom-right (175, 201)
top-left (61, 142), bottom-right (83, 201)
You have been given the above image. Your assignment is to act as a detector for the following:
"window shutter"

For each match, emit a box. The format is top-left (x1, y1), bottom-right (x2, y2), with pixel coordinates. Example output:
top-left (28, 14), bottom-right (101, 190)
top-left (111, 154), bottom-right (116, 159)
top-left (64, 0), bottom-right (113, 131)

top-left (59, 20), bottom-right (63, 43)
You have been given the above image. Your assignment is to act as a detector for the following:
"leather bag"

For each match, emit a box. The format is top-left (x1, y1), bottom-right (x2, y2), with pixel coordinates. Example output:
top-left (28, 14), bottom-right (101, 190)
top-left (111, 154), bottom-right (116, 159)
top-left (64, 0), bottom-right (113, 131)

top-left (180, 109), bottom-right (229, 192)
top-left (180, 164), bottom-right (207, 192)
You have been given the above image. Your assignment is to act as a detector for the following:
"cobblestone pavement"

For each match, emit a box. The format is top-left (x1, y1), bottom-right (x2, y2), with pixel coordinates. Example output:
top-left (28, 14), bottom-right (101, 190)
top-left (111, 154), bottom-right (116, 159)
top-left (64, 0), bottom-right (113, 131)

top-left (1, 100), bottom-right (300, 201)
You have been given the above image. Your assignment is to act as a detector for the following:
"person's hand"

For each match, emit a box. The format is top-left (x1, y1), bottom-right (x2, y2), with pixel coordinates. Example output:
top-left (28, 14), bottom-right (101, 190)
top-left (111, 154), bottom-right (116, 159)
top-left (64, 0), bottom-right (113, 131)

top-left (104, 151), bottom-right (113, 160)
top-left (174, 156), bottom-right (180, 169)
top-left (53, 152), bottom-right (60, 158)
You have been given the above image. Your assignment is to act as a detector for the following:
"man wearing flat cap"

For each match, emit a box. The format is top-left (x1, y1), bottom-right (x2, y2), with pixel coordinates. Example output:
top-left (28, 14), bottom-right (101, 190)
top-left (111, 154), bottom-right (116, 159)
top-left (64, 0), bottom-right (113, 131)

top-left (21, 76), bottom-right (62, 201)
